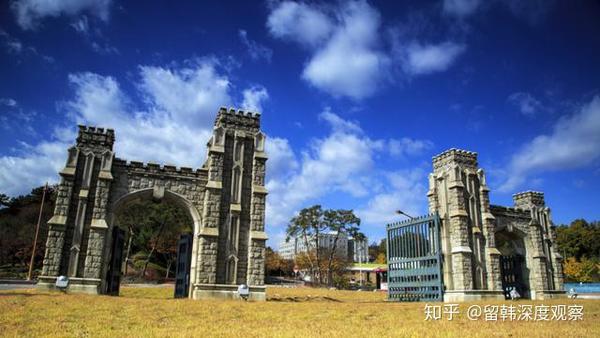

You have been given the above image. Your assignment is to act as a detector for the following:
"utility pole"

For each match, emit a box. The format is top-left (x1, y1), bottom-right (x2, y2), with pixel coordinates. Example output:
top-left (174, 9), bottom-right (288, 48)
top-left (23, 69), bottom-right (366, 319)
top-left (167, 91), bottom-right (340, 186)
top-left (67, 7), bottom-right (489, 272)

top-left (27, 182), bottom-right (47, 281)
top-left (358, 241), bottom-right (363, 287)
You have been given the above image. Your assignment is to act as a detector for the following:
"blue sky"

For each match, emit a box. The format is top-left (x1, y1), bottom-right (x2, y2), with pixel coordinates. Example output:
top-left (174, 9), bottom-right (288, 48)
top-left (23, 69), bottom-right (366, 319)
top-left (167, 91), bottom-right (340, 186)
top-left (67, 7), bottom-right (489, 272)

top-left (1, 0), bottom-right (599, 248)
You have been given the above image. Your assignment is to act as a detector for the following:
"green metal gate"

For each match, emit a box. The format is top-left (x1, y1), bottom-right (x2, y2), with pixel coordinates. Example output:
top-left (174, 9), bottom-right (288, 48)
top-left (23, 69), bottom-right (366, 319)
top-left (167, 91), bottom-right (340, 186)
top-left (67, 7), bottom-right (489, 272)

top-left (387, 213), bottom-right (443, 302)
top-left (174, 233), bottom-right (193, 298)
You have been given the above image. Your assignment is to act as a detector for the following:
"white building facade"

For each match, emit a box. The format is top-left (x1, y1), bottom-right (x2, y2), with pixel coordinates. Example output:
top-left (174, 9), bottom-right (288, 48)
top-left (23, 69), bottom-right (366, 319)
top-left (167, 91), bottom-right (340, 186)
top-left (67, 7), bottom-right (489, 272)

top-left (279, 232), bottom-right (368, 262)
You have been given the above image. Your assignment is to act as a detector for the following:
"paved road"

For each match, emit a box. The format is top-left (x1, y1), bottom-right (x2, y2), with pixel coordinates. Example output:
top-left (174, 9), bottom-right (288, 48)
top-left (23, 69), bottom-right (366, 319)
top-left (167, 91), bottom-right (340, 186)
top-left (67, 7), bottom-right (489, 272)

top-left (0, 283), bottom-right (34, 291)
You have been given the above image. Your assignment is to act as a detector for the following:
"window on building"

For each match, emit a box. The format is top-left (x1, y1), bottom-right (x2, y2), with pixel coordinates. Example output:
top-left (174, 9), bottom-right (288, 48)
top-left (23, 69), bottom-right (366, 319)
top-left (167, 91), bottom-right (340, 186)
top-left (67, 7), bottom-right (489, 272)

top-left (229, 214), bottom-right (239, 251)
top-left (232, 166), bottom-right (241, 203)
top-left (234, 140), bottom-right (243, 162)
top-left (225, 256), bottom-right (237, 284)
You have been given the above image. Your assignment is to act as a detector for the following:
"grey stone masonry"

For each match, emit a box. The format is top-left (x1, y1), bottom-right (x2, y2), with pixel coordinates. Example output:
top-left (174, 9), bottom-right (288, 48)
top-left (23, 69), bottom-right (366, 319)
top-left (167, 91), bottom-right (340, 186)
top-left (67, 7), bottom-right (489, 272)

top-left (39, 107), bottom-right (268, 300)
top-left (429, 149), bottom-right (564, 301)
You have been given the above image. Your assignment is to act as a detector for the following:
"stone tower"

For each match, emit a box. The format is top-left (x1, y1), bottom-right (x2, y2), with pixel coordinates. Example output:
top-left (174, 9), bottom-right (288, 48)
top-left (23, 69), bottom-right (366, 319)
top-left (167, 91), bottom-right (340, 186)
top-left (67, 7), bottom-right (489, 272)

top-left (38, 107), bottom-right (268, 300)
top-left (198, 107), bottom-right (268, 297)
top-left (427, 149), bottom-right (503, 301)
top-left (428, 149), bottom-right (564, 301)
top-left (41, 126), bottom-right (116, 292)
top-left (511, 191), bottom-right (564, 297)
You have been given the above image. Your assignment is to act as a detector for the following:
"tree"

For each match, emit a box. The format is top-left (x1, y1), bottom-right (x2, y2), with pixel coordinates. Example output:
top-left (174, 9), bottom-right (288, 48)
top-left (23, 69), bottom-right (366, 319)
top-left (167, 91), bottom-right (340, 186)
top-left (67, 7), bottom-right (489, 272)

top-left (375, 253), bottom-right (386, 264)
top-left (0, 193), bottom-right (10, 208)
top-left (286, 205), bottom-right (365, 286)
top-left (286, 205), bottom-right (324, 282)
top-left (556, 219), bottom-right (600, 260)
top-left (563, 257), bottom-right (599, 282)
top-left (368, 238), bottom-right (387, 263)
top-left (322, 209), bottom-right (363, 287)
top-left (0, 185), bottom-right (56, 278)
top-left (265, 247), bottom-right (293, 277)
top-left (116, 202), bottom-right (147, 275)
top-left (114, 199), bottom-right (192, 280)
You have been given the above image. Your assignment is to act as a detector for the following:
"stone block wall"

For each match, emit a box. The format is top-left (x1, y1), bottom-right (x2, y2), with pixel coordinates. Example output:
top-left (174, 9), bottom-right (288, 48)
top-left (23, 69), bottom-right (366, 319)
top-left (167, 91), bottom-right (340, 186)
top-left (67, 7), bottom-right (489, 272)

top-left (40, 107), bottom-right (268, 299)
top-left (429, 148), bottom-right (564, 301)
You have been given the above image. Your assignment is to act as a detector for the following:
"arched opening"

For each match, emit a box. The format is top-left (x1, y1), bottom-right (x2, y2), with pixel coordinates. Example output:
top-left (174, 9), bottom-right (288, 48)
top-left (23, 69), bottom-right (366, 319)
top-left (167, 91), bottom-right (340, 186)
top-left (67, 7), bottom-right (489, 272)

top-left (105, 188), bottom-right (200, 297)
top-left (225, 255), bottom-right (238, 284)
top-left (495, 229), bottom-right (531, 299)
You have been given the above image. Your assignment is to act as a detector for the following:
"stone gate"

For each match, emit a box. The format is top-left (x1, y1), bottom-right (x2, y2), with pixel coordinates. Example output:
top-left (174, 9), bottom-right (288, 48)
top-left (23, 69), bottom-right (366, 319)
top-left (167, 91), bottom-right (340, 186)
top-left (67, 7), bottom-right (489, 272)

top-left (427, 149), bottom-right (564, 301)
top-left (38, 107), bottom-right (268, 300)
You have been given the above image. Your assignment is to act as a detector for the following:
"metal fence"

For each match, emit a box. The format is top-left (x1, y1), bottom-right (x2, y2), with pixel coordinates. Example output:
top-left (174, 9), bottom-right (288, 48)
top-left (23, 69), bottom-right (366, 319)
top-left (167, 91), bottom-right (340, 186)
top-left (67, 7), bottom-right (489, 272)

top-left (387, 213), bottom-right (443, 302)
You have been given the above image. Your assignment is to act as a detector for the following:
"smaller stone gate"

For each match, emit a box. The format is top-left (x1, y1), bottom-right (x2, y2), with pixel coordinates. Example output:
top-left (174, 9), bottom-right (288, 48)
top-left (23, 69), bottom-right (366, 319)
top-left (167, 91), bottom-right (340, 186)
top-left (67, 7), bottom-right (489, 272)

top-left (387, 148), bottom-right (565, 302)
top-left (38, 107), bottom-right (268, 300)
top-left (427, 149), bottom-right (564, 301)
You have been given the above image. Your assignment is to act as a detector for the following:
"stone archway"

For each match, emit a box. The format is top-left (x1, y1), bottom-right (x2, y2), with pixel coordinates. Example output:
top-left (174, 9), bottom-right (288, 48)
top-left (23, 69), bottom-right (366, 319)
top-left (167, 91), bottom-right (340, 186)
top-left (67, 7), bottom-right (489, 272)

top-left (495, 228), bottom-right (531, 298)
top-left (428, 149), bottom-right (565, 301)
top-left (37, 107), bottom-right (269, 300)
top-left (104, 187), bottom-right (202, 295)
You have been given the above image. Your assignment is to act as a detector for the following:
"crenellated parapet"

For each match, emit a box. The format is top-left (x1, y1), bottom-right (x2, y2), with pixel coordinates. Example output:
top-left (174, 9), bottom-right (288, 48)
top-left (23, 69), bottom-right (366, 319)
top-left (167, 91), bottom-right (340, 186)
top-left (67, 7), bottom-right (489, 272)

top-left (513, 190), bottom-right (545, 209)
top-left (113, 158), bottom-right (207, 179)
top-left (432, 148), bottom-right (478, 171)
top-left (76, 125), bottom-right (115, 151)
top-left (214, 106), bottom-right (261, 132)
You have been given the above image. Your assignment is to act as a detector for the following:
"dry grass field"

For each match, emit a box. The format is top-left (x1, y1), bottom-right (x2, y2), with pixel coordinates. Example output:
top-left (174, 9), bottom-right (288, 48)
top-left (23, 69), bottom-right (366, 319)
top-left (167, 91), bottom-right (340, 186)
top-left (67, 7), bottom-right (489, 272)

top-left (0, 285), bottom-right (599, 337)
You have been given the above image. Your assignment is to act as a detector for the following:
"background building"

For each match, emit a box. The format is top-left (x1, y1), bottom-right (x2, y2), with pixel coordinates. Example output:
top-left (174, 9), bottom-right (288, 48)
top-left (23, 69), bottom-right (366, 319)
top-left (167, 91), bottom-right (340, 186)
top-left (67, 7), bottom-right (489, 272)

top-left (279, 232), bottom-right (368, 263)
top-left (348, 237), bottom-right (369, 263)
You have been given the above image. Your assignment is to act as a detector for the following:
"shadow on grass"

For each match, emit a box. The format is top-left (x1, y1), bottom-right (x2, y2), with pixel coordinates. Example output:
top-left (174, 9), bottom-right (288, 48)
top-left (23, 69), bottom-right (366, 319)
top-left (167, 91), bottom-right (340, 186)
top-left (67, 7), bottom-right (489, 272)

top-left (0, 292), bottom-right (39, 297)
top-left (268, 295), bottom-right (343, 302)
top-left (0, 291), bottom-right (67, 298)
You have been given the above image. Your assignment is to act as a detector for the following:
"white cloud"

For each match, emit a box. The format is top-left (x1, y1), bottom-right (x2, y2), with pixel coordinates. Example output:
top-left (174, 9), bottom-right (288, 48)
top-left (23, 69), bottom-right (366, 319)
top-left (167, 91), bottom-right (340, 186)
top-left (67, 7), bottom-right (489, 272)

top-left (138, 60), bottom-right (232, 129)
top-left (238, 30), bottom-right (273, 62)
top-left (267, 1), bottom-right (333, 48)
top-left (11, 0), bottom-right (112, 30)
top-left (0, 98), bottom-right (18, 107)
top-left (508, 92), bottom-right (543, 117)
top-left (388, 137), bottom-right (433, 157)
top-left (267, 1), bottom-right (465, 99)
top-left (265, 109), bottom-right (384, 227)
top-left (319, 108), bottom-right (362, 134)
top-left (443, 0), bottom-right (481, 17)
top-left (403, 42), bottom-right (466, 75)
top-left (241, 86), bottom-right (269, 113)
top-left (71, 15), bottom-right (89, 34)
top-left (356, 169), bottom-right (428, 226)
top-left (301, 1), bottom-right (389, 99)
top-left (0, 30), bottom-right (23, 54)
top-left (500, 95), bottom-right (600, 192)
top-left (0, 29), bottom-right (55, 62)
top-left (0, 137), bottom-right (70, 196)
top-left (264, 109), bottom-right (432, 230)
top-left (0, 59), bottom-right (266, 196)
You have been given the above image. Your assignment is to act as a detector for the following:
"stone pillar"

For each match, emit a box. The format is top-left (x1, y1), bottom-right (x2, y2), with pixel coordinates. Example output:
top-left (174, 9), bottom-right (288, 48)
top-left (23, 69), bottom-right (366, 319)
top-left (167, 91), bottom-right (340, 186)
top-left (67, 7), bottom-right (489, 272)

top-left (427, 172), bottom-right (453, 291)
top-left (67, 153), bottom-right (95, 277)
top-left (477, 169), bottom-right (502, 291)
top-left (247, 132), bottom-right (268, 286)
top-left (42, 183), bottom-right (74, 276)
top-left (549, 225), bottom-right (564, 291)
top-left (39, 126), bottom-right (115, 294)
top-left (197, 126), bottom-right (224, 285)
top-left (84, 150), bottom-right (114, 279)
top-left (528, 217), bottom-right (550, 295)
top-left (41, 147), bottom-right (78, 277)
top-left (447, 164), bottom-right (473, 291)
